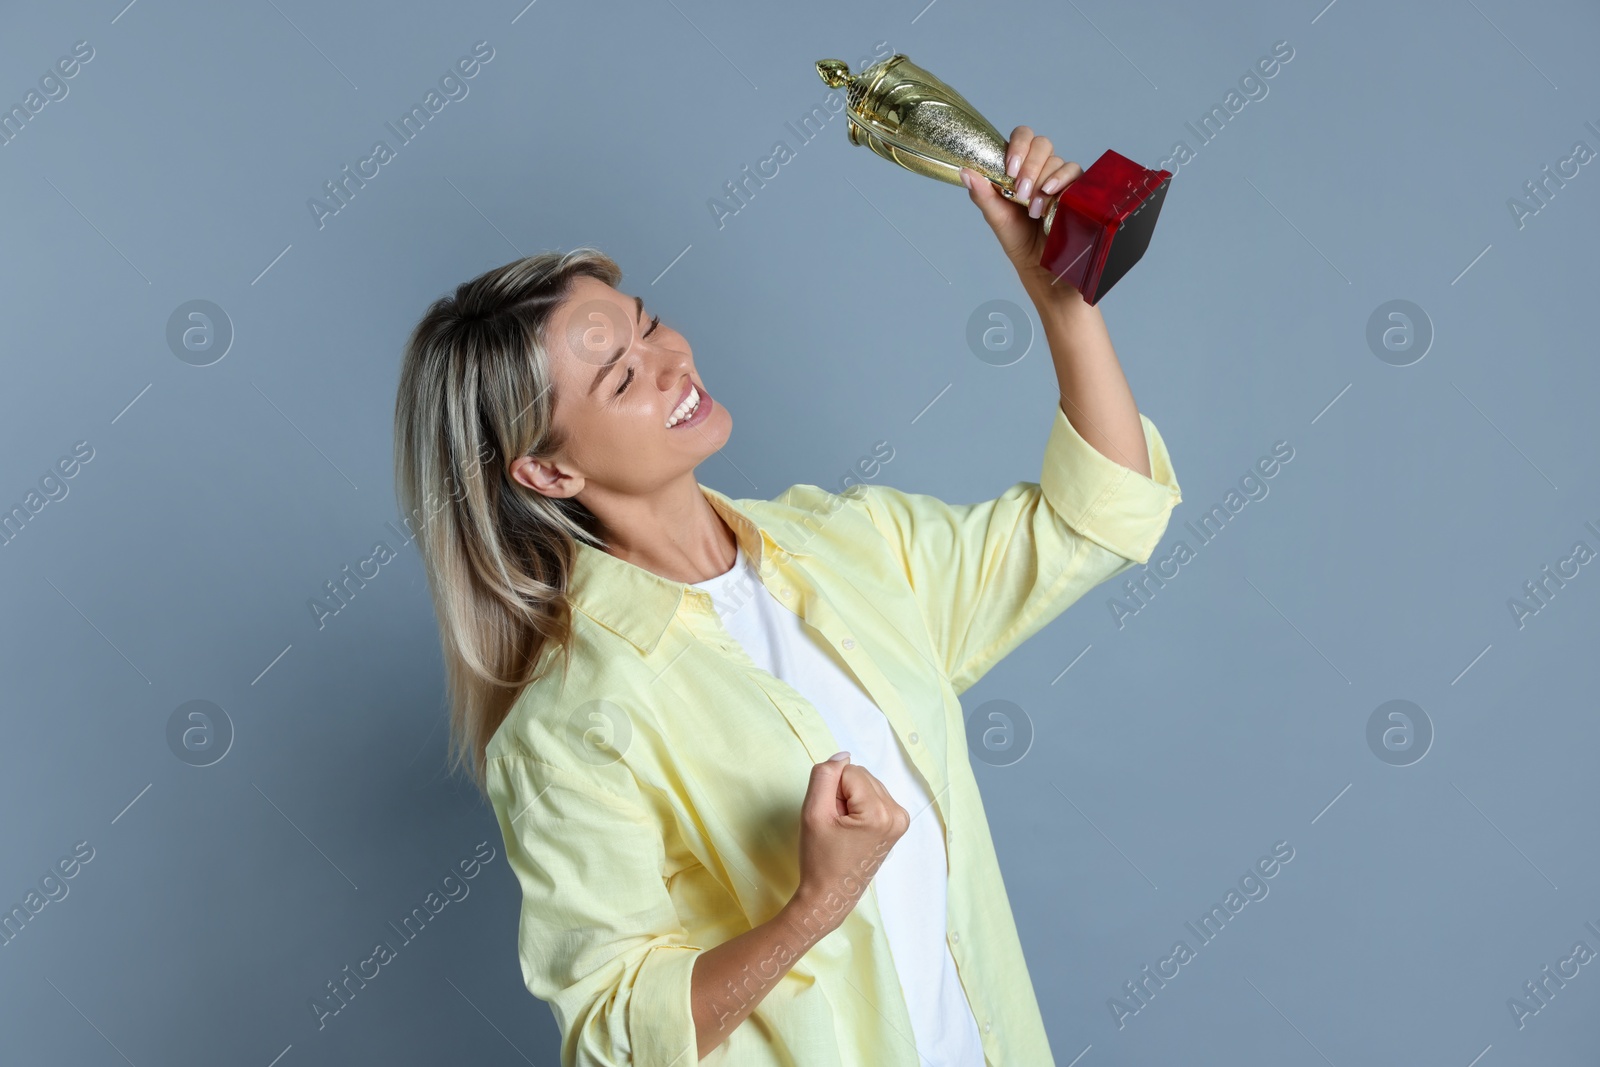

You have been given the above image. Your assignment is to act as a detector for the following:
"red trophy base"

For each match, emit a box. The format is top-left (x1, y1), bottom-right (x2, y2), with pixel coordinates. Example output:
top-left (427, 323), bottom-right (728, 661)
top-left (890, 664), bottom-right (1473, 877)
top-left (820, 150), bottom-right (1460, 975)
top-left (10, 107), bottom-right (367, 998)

top-left (1039, 149), bottom-right (1172, 305)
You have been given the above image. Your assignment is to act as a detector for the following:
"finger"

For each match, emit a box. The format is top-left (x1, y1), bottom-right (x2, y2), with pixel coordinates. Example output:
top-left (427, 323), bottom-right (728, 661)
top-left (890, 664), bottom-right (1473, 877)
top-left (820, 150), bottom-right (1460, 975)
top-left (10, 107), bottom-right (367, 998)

top-left (854, 766), bottom-right (893, 816)
top-left (1038, 158), bottom-right (1082, 197)
top-left (843, 765), bottom-right (896, 829)
top-left (864, 772), bottom-right (892, 810)
top-left (1032, 158), bottom-right (1083, 218)
top-left (870, 782), bottom-right (905, 833)
top-left (1005, 125), bottom-right (1034, 178)
top-left (1014, 135), bottom-right (1054, 203)
top-left (807, 753), bottom-right (850, 819)
top-left (961, 166), bottom-right (1020, 231)
top-left (839, 764), bottom-right (873, 818)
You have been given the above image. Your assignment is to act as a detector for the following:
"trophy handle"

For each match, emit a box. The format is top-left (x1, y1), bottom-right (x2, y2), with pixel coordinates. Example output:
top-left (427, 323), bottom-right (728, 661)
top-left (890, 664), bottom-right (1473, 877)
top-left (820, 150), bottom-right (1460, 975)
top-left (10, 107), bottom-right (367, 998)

top-left (842, 115), bottom-right (970, 184)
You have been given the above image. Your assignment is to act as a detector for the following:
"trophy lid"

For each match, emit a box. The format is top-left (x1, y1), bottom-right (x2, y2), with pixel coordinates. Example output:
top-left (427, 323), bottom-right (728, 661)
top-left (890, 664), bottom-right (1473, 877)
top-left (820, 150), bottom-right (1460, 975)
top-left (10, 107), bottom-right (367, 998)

top-left (813, 53), bottom-right (1011, 190)
top-left (815, 54), bottom-right (908, 131)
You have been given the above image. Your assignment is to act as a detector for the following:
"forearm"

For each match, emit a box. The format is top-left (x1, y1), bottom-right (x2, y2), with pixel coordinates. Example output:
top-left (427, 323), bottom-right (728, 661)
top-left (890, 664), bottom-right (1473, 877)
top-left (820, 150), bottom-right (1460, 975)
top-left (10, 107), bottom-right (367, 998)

top-left (1022, 276), bottom-right (1152, 479)
top-left (689, 888), bottom-right (843, 1059)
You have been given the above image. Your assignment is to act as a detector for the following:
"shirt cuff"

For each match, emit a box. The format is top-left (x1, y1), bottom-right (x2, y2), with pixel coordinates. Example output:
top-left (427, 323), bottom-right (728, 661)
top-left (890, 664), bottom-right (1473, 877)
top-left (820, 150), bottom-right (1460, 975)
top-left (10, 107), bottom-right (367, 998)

top-left (631, 942), bottom-right (703, 1066)
top-left (1038, 403), bottom-right (1182, 564)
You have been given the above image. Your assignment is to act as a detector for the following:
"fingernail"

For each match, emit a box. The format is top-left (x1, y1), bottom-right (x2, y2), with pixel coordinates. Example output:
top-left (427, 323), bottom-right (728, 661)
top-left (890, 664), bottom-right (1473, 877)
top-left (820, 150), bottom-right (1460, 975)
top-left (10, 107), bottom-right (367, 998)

top-left (1029, 195), bottom-right (1044, 218)
top-left (1041, 176), bottom-right (1061, 194)
top-left (829, 750), bottom-right (849, 761)
top-left (960, 169), bottom-right (973, 192)
top-left (1017, 175), bottom-right (1032, 200)
top-left (1006, 153), bottom-right (1019, 178)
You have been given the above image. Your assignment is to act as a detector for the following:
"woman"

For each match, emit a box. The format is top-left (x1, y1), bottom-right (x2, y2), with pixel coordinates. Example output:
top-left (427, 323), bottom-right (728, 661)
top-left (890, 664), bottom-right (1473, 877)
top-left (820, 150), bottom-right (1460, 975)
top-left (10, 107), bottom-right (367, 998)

top-left (394, 128), bottom-right (1182, 1066)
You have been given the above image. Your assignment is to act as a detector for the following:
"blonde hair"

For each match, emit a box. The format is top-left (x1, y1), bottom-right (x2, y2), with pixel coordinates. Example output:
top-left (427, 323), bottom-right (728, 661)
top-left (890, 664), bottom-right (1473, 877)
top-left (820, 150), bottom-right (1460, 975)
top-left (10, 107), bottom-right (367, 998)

top-left (393, 247), bottom-right (622, 798)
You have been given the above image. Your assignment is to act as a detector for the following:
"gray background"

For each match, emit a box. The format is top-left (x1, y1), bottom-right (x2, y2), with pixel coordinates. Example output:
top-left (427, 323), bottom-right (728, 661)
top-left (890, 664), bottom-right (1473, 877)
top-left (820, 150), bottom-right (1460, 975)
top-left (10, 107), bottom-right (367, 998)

top-left (3, 0), bottom-right (1597, 1063)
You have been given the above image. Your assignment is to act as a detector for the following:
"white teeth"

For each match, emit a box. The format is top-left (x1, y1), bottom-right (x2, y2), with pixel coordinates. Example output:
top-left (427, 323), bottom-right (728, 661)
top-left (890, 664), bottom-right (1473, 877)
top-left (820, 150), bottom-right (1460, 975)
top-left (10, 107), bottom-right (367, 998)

top-left (667, 385), bottom-right (700, 427)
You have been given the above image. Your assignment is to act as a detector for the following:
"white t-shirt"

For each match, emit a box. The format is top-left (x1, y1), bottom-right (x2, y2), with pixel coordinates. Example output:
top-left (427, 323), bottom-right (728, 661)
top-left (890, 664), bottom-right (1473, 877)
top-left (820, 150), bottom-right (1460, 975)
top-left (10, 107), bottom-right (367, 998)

top-left (692, 542), bottom-right (986, 1067)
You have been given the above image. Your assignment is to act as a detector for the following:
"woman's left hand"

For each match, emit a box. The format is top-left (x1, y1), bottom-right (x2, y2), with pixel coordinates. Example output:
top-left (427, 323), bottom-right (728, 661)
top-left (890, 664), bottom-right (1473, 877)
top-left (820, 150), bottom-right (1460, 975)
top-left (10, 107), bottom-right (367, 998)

top-left (960, 126), bottom-right (1083, 294)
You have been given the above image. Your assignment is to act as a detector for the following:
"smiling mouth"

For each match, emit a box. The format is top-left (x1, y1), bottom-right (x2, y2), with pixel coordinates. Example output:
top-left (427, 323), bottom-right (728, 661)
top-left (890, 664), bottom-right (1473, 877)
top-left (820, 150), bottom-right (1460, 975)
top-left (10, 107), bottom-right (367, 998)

top-left (666, 384), bottom-right (703, 428)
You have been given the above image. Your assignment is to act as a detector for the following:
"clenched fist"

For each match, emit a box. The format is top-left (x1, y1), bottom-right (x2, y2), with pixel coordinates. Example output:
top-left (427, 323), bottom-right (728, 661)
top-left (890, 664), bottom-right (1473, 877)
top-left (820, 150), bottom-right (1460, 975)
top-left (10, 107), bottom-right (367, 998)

top-left (793, 752), bottom-right (910, 936)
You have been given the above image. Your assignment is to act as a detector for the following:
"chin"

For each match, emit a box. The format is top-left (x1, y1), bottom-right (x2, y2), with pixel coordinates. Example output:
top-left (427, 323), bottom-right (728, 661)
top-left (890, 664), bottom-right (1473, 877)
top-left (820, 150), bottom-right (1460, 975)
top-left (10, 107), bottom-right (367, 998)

top-left (708, 411), bottom-right (733, 447)
top-left (698, 407), bottom-right (732, 450)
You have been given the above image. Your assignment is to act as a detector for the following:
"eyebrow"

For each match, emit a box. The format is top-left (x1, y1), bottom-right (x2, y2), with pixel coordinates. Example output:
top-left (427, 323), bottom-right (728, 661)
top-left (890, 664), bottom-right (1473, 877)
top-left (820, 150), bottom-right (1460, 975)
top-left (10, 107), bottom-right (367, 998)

top-left (587, 296), bottom-right (645, 397)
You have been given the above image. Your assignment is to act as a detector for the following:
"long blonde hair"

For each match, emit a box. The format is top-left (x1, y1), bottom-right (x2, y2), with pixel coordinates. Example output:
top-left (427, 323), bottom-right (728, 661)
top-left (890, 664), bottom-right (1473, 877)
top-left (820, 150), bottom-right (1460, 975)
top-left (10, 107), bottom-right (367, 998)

top-left (393, 247), bottom-right (622, 798)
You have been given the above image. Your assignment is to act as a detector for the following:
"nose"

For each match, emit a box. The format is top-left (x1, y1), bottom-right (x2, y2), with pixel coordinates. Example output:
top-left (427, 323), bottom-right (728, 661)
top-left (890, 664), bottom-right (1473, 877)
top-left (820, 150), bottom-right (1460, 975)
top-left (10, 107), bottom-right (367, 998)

top-left (654, 340), bottom-right (691, 392)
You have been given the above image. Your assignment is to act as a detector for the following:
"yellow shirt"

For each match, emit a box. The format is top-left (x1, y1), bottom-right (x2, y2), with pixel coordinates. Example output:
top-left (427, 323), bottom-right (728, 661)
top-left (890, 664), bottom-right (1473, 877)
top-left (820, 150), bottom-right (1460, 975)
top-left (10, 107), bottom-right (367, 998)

top-left (485, 401), bottom-right (1182, 1066)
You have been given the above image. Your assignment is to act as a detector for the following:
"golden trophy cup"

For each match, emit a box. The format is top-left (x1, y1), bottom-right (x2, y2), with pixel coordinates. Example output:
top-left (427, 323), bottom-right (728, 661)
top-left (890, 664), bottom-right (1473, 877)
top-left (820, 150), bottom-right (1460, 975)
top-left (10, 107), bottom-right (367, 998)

top-left (815, 52), bottom-right (1172, 304)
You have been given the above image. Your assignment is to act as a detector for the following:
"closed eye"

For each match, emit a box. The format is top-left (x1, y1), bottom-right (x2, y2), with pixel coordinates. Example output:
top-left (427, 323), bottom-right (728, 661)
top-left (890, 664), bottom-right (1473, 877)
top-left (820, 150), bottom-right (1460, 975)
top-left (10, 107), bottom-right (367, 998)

top-left (613, 314), bottom-right (661, 396)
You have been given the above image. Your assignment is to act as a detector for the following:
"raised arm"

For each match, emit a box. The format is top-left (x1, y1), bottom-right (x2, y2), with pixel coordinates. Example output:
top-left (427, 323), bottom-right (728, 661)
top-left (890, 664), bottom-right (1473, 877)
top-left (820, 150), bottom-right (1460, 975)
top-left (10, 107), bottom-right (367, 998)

top-left (853, 403), bottom-right (1179, 693)
top-left (960, 125), bottom-right (1153, 478)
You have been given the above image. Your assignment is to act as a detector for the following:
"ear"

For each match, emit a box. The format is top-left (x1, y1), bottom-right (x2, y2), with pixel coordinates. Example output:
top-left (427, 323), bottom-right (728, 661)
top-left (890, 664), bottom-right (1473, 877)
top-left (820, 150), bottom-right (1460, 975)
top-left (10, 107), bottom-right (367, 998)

top-left (509, 453), bottom-right (584, 499)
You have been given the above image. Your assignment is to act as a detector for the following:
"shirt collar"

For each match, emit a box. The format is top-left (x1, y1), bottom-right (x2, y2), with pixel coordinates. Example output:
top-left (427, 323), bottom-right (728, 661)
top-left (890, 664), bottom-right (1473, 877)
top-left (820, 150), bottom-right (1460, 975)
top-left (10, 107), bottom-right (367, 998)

top-left (567, 484), bottom-right (810, 655)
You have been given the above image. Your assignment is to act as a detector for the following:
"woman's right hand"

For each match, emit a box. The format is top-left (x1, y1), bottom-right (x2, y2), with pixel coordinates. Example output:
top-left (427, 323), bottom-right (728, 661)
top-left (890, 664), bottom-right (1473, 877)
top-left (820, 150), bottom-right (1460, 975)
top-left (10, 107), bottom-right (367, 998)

top-left (793, 752), bottom-right (910, 934)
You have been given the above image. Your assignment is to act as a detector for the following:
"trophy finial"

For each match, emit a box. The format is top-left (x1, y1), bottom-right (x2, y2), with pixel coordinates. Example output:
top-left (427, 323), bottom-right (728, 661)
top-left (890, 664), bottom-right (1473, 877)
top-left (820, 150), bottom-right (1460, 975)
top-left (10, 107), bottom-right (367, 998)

top-left (815, 59), bottom-right (851, 88)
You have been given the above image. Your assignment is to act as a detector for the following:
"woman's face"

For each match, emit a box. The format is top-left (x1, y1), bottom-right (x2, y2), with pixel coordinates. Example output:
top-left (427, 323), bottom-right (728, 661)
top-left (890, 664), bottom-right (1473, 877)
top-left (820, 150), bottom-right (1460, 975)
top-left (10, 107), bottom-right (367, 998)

top-left (514, 275), bottom-right (731, 499)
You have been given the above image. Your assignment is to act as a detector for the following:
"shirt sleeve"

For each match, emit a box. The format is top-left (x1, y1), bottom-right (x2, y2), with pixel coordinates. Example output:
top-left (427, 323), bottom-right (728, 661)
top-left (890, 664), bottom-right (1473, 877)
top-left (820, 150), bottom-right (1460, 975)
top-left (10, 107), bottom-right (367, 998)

top-left (855, 403), bottom-right (1182, 694)
top-left (486, 752), bottom-right (703, 1067)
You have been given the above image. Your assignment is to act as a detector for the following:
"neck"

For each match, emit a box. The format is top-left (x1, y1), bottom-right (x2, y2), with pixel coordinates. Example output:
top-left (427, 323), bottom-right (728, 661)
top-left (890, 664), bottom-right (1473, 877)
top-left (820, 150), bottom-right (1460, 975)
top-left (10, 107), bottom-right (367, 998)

top-left (584, 473), bottom-right (737, 584)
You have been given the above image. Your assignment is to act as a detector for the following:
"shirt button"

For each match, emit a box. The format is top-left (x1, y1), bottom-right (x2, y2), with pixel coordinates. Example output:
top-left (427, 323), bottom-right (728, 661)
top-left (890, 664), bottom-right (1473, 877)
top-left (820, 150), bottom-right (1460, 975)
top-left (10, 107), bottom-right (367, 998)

top-left (950, 931), bottom-right (959, 943)
top-left (780, 589), bottom-right (792, 600)
top-left (908, 732), bottom-right (919, 744)
top-left (984, 1021), bottom-right (992, 1033)
top-left (841, 637), bottom-right (855, 650)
